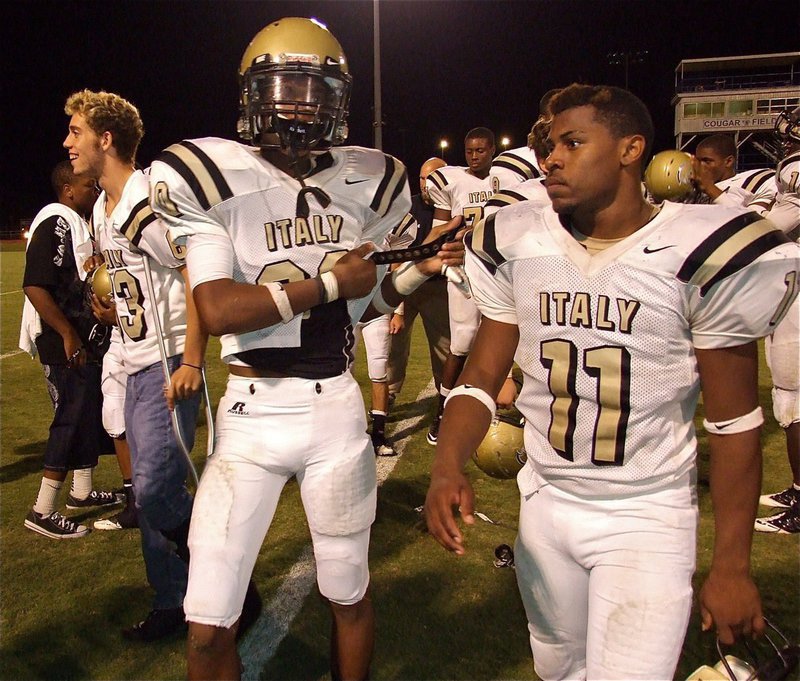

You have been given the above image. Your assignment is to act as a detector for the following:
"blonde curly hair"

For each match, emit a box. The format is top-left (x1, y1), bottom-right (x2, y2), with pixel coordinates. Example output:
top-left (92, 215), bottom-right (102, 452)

top-left (65, 90), bottom-right (144, 164)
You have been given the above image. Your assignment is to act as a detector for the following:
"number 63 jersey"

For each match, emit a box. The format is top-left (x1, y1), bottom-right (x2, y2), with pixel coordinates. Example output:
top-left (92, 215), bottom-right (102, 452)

top-left (466, 199), bottom-right (800, 497)
top-left (149, 138), bottom-right (410, 377)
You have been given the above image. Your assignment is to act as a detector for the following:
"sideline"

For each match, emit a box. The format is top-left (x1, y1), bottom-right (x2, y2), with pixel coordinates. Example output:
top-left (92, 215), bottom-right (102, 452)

top-left (239, 380), bottom-right (437, 679)
top-left (0, 350), bottom-right (24, 360)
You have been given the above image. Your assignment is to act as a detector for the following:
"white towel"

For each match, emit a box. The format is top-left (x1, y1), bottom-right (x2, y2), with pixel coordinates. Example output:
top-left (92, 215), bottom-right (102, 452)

top-left (18, 203), bottom-right (94, 358)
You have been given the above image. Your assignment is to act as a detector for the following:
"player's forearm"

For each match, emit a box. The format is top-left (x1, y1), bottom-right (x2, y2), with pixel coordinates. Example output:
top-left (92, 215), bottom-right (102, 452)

top-left (434, 320), bottom-right (518, 476)
top-left (180, 268), bottom-right (209, 365)
top-left (707, 430), bottom-right (761, 576)
top-left (193, 278), bottom-right (323, 336)
top-left (23, 286), bottom-right (79, 342)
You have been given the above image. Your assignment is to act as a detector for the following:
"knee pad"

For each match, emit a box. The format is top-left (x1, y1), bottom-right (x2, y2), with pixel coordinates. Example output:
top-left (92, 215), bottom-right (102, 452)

top-left (313, 529), bottom-right (370, 605)
top-left (772, 387), bottom-right (800, 428)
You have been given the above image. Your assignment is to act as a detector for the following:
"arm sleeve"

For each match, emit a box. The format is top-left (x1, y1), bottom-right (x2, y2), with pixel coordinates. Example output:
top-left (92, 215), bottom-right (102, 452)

top-left (464, 241), bottom-right (517, 325)
top-left (689, 243), bottom-right (800, 349)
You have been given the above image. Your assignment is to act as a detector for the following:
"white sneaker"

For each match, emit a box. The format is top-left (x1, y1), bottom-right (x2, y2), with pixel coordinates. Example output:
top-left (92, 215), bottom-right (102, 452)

top-left (374, 443), bottom-right (397, 457)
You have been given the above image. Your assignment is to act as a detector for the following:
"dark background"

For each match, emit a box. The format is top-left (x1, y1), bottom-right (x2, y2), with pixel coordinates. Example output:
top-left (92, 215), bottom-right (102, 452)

top-left (3, 0), bottom-right (798, 227)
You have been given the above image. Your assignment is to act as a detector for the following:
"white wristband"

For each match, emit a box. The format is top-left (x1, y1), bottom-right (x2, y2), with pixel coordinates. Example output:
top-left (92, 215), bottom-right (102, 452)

top-left (444, 384), bottom-right (497, 420)
top-left (262, 281), bottom-right (295, 324)
top-left (703, 406), bottom-right (764, 435)
top-left (392, 261), bottom-right (430, 296)
top-left (320, 270), bottom-right (339, 303)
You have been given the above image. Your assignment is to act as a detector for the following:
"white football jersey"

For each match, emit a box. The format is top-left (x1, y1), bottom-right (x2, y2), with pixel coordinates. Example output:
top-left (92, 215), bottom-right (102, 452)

top-left (91, 170), bottom-right (187, 375)
top-left (489, 146), bottom-right (543, 193)
top-left (425, 166), bottom-right (494, 229)
top-left (714, 167), bottom-right (776, 212)
top-left (149, 138), bottom-right (410, 378)
top-left (466, 200), bottom-right (800, 497)
top-left (765, 151), bottom-right (800, 235)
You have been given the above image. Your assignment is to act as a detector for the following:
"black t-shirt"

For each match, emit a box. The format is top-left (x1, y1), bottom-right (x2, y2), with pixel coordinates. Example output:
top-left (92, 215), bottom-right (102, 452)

top-left (23, 214), bottom-right (105, 364)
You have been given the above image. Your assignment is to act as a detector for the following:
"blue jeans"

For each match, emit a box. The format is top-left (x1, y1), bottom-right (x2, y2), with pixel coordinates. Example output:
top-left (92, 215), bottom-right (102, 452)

top-left (125, 355), bottom-right (199, 610)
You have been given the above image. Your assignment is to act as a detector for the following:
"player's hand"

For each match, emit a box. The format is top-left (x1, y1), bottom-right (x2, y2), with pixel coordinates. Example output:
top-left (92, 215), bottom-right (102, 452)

top-left (63, 330), bottom-right (86, 368)
top-left (389, 313), bottom-right (404, 334)
top-left (331, 243), bottom-right (378, 300)
top-left (691, 156), bottom-right (721, 198)
top-left (90, 293), bottom-right (117, 326)
top-left (424, 469), bottom-right (475, 555)
top-left (83, 254), bottom-right (105, 274)
top-left (424, 215), bottom-right (463, 244)
top-left (165, 364), bottom-right (203, 411)
top-left (415, 219), bottom-right (467, 276)
top-left (495, 376), bottom-right (517, 409)
top-left (699, 571), bottom-right (765, 644)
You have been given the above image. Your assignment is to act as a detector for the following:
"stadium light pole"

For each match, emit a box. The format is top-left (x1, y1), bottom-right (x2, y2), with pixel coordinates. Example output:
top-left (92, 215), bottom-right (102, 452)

top-left (439, 138), bottom-right (449, 163)
top-left (606, 50), bottom-right (648, 89)
top-left (372, 0), bottom-right (383, 150)
top-left (500, 136), bottom-right (510, 150)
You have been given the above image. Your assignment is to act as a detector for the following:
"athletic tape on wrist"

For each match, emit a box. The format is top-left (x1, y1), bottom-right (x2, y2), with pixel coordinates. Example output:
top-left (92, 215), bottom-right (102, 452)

top-left (320, 271), bottom-right (339, 303)
top-left (392, 261), bottom-right (430, 295)
top-left (262, 281), bottom-right (295, 324)
top-left (703, 406), bottom-right (764, 435)
top-left (444, 384), bottom-right (497, 420)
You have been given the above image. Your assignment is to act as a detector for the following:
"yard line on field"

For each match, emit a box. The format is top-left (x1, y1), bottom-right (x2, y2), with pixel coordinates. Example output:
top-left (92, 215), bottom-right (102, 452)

top-left (1, 289), bottom-right (22, 296)
top-left (239, 379), bottom-right (437, 680)
top-left (0, 350), bottom-right (24, 360)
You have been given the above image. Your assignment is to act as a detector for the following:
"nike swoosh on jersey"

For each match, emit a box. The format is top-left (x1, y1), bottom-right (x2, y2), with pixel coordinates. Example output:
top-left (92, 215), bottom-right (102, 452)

top-left (344, 178), bottom-right (369, 185)
top-left (643, 244), bottom-right (676, 254)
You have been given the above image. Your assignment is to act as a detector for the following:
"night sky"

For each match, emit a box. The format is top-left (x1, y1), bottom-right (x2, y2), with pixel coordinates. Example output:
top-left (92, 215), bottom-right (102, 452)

top-left (3, 0), bottom-right (798, 226)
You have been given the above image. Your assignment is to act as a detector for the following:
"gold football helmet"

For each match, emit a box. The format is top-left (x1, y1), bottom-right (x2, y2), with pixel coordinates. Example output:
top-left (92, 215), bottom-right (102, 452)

top-left (238, 17), bottom-right (351, 151)
top-left (472, 416), bottom-right (527, 480)
top-left (89, 262), bottom-right (112, 300)
top-left (644, 149), bottom-right (694, 202)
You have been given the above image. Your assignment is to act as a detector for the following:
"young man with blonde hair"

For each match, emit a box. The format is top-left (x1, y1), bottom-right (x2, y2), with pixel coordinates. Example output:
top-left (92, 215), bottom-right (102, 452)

top-left (64, 89), bottom-right (208, 641)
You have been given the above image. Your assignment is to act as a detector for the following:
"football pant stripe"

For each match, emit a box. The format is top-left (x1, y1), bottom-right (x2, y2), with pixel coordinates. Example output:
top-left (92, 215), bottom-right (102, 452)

top-left (485, 189), bottom-right (529, 209)
top-left (120, 197), bottom-right (159, 247)
top-left (492, 153), bottom-right (541, 180)
top-left (370, 154), bottom-right (407, 218)
top-left (678, 213), bottom-right (790, 295)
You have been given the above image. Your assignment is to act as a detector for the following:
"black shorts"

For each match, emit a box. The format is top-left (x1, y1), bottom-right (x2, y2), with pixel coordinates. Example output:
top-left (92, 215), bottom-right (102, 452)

top-left (42, 363), bottom-right (114, 472)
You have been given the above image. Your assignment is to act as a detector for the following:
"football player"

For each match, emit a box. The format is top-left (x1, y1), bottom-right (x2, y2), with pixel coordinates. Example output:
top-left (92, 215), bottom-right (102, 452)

top-left (63, 89), bottom-right (208, 641)
top-left (692, 133), bottom-right (776, 210)
top-left (148, 18), bottom-right (462, 681)
top-left (425, 83), bottom-right (800, 679)
top-left (355, 215), bottom-right (418, 456)
top-left (424, 127), bottom-right (496, 444)
top-left (386, 157), bottom-right (452, 402)
top-left (754, 106), bottom-right (800, 534)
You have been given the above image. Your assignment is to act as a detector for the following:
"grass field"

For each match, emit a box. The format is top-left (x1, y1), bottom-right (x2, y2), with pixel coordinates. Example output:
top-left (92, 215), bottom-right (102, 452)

top-left (1, 239), bottom-right (797, 680)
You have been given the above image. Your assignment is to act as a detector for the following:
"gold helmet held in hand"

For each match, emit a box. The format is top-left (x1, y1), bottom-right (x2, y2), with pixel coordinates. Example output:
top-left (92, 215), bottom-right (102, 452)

top-left (89, 262), bottom-right (113, 300)
top-left (644, 149), bottom-right (694, 202)
top-left (472, 416), bottom-right (527, 480)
